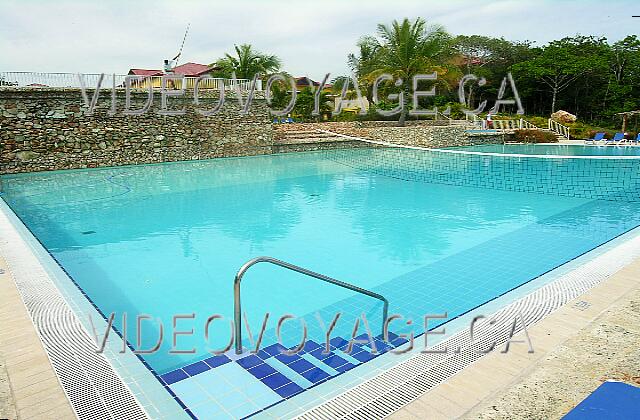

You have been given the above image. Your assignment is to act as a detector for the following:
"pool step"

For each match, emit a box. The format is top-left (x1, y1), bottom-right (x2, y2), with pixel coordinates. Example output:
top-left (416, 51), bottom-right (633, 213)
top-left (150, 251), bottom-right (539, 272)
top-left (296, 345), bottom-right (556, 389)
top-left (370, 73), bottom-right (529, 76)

top-left (233, 335), bottom-right (407, 395)
top-left (160, 334), bottom-right (409, 401)
top-left (276, 130), bottom-right (345, 143)
top-left (281, 131), bottom-right (337, 138)
top-left (273, 129), bottom-right (364, 153)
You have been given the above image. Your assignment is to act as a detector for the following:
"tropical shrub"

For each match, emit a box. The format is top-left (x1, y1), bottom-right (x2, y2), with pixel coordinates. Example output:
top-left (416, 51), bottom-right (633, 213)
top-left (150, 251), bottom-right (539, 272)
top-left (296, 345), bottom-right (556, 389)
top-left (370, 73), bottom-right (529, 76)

top-left (513, 129), bottom-right (558, 143)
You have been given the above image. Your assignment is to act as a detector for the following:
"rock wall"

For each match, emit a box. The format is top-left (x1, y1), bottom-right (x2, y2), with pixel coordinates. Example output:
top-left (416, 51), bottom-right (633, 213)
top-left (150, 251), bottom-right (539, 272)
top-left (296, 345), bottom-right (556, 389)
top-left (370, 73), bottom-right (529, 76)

top-left (0, 89), bottom-right (273, 174)
top-left (0, 89), bottom-right (505, 175)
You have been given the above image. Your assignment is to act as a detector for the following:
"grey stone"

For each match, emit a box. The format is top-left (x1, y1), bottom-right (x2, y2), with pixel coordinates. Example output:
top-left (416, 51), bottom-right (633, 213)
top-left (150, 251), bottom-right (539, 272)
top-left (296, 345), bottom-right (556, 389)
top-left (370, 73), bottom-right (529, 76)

top-left (16, 151), bottom-right (40, 161)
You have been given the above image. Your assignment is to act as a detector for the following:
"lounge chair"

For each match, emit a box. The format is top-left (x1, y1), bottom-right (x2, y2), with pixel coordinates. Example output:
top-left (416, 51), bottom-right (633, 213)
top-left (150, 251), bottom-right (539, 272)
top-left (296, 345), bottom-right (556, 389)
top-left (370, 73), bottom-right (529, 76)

top-left (630, 133), bottom-right (640, 145)
top-left (585, 132), bottom-right (605, 144)
top-left (285, 117), bottom-right (294, 123)
top-left (604, 133), bottom-right (625, 145)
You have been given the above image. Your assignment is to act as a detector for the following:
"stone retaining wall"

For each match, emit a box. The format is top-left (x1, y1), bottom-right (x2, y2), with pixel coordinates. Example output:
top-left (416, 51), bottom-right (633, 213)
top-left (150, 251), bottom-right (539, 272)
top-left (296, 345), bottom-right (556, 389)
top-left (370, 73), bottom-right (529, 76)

top-left (1, 89), bottom-right (504, 174)
top-left (0, 89), bottom-right (272, 174)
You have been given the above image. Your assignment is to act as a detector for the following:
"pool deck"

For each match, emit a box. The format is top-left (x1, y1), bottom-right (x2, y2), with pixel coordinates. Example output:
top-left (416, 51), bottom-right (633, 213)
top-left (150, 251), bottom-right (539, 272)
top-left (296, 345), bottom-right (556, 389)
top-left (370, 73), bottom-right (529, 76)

top-left (0, 255), bottom-right (75, 420)
top-left (390, 255), bottom-right (640, 419)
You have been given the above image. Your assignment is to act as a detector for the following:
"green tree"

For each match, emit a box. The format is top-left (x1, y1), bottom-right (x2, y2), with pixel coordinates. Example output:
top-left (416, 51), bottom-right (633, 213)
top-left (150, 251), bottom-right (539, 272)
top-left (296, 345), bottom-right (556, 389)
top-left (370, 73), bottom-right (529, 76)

top-left (342, 19), bottom-right (638, 127)
top-left (293, 87), bottom-right (332, 122)
top-left (610, 35), bottom-right (640, 84)
top-left (347, 36), bottom-right (381, 101)
top-left (605, 35), bottom-right (640, 116)
top-left (512, 36), bottom-right (608, 113)
top-left (356, 18), bottom-right (454, 125)
top-left (212, 44), bottom-right (282, 80)
top-left (453, 35), bottom-right (533, 110)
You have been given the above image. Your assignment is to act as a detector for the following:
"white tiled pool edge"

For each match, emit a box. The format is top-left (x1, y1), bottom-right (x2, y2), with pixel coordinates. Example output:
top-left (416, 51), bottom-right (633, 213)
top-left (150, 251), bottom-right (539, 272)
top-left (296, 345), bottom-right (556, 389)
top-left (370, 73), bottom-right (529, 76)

top-left (0, 199), bottom-right (188, 420)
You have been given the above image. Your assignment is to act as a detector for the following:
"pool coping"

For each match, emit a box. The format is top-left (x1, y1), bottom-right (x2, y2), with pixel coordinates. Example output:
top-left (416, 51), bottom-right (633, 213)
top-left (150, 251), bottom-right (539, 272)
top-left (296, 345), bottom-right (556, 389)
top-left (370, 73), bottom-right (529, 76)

top-left (459, 266), bottom-right (640, 419)
top-left (0, 254), bottom-right (76, 419)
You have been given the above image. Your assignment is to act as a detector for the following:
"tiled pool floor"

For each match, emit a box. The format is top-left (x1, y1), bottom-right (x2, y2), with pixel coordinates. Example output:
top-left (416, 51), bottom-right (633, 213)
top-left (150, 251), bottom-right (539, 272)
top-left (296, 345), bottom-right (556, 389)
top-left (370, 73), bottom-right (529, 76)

top-left (164, 335), bottom-right (407, 419)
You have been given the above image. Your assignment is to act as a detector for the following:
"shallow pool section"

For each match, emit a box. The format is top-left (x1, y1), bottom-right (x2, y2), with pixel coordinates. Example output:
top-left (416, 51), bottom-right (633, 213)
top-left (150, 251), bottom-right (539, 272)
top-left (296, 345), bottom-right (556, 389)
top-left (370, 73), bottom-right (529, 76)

top-left (3, 149), bottom-right (640, 419)
top-left (445, 143), bottom-right (640, 156)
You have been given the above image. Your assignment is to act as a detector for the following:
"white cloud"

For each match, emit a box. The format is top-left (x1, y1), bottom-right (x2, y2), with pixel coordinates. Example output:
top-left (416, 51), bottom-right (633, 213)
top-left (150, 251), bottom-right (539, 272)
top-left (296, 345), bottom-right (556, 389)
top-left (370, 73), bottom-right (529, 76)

top-left (0, 0), bottom-right (636, 80)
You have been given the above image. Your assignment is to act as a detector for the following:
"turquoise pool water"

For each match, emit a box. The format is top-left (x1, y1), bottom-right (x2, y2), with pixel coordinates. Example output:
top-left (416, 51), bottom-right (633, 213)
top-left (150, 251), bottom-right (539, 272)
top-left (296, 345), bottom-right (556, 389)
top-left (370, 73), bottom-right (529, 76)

top-left (446, 143), bottom-right (640, 156)
top-left (3, 148), bottom-right (640, 418)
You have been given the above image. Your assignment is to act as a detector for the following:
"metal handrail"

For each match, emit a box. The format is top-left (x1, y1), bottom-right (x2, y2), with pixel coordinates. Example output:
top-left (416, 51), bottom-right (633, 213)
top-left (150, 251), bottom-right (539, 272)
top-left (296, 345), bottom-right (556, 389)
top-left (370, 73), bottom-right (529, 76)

top-left (548, 119), bottom-right (571, 139)
top-left (466, 113), bottom-right (483, 128)
top-left (436, 110), bottom-right (452, 123)
top-left (492, 119), bottom-right (522, 131)
top-left (233, 256), bottom-right (390, 354)
top-left (519, 118), bottom-right (540, 130)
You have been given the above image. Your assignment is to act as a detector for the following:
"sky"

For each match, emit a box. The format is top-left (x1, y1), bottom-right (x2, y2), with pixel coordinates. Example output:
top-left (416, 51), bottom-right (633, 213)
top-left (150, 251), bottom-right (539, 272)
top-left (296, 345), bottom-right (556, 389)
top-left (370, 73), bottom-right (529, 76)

top-left (1, 0), bottom-right (638, 80)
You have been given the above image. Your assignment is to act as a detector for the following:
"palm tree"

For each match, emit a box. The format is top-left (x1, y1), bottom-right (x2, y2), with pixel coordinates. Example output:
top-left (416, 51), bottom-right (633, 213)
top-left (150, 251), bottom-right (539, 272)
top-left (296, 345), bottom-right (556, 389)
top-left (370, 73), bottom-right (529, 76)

top-left (347, 36), bottom-right (381, 101)
top-left (293, 87), bottom-right (333, 122)
top-left (212, 44), bottom-right (282, 80)
top-left (368, 18), bottom-right (453, 125)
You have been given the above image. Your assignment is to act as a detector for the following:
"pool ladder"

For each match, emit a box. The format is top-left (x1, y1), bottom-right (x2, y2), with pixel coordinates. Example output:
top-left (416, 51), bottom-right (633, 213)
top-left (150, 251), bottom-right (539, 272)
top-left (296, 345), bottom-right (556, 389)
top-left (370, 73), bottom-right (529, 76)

top-left (233, 256), bottom-right (389, 354)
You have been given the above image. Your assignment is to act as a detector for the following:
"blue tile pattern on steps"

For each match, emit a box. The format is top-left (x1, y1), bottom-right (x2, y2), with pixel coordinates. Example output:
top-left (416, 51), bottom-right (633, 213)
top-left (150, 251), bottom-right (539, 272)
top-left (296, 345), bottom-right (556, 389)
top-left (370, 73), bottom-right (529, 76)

top-left (160, 369), bottom-right (189, 385)
top-left (204, 355), bottom-right (231, 369)
top-left (322, 354), bottom-right (350, 370)
top-left (261, 372), bottom-right (291, 389)
top-left (274, 382), bottom-right (304, 398)
top-left (288, 358), bottom-right (315, 374)
top-left (236, 355), bottom-right (262, 370)
top-left (299, 367), bottom-right (331, 383)
top-left (247, 363), bottom-right (277, 379)
top-left (158, 335), bottom-right (401, 402)
top-left (183, 361), bottom-right (210, 376)
top-left (162, 334), bottom-right (403, 420)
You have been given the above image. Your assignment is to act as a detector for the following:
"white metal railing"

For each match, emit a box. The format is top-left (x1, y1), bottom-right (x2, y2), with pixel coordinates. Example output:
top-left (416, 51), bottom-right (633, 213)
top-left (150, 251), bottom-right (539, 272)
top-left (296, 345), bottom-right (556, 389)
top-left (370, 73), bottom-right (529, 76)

top-left (465, 113), bottom-right (483, 128)
top-left (233, 256), bottom-right (389, 354)
top-left (465, 116), bottom-right (541, 131)
top-left (492, 119), bottom-right (520, 131)
top-left (0, 72), bottom-right (256, 91)
top-left (519, 118), bottom-right (540, 130)
top-left (548, 119), bottom-right (571, 139)
top-left (436, 110), bottom-right (452, 123)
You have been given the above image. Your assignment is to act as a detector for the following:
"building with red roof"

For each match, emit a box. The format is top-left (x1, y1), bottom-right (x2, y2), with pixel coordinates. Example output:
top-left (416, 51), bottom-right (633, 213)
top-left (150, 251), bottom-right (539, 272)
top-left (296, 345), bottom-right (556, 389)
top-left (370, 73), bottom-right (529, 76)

top-left (128, 69), bottom-right (163, 76)
top-left (128, 63), bottom-right (215, 77)
top-left (295, 76), bottom-right (333, 92)
top-left (172, 63), bottom-right (215, 76)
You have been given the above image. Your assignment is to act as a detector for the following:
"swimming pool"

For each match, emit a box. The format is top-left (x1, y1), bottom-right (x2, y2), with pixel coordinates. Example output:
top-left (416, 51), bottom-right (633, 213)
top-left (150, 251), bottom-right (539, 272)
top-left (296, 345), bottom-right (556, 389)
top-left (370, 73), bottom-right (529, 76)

top-left (3, 147), bottom-right (640, 419)
top-left (446, 143), bottom-right (640, 156)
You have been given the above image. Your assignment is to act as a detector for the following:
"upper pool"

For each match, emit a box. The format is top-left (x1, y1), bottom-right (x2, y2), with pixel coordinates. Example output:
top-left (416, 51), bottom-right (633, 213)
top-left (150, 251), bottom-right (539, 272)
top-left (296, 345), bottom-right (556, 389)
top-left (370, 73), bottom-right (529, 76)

top-left (444, 143), bottom-right (640, 156)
